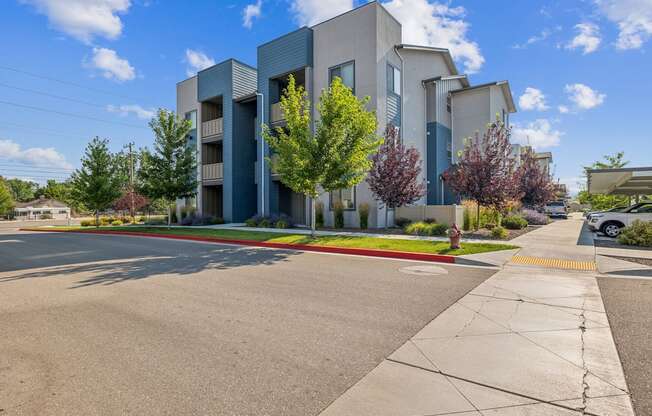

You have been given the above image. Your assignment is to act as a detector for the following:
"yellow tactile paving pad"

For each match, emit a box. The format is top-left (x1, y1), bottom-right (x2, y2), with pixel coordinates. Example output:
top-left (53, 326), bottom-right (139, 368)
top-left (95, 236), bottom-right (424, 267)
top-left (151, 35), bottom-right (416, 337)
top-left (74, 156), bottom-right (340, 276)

top-left (510, 255), bottom-right (596, 271)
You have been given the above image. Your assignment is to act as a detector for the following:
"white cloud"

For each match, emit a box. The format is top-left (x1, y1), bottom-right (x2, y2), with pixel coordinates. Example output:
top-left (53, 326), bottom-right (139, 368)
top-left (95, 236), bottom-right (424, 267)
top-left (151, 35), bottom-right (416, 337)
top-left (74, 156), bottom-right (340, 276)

top-left (558, 105), bottom-right (570, 114)
top-left (566, 23), bottom-right (601, 54)
top-left (243, 0), bottom-right (262, 29)
top-left (106, 104), bottom-right (155, 120)
top-left (86, 47), bottom-right (135, 82)
top-left (519, 87), bottom-right (549, 111)
top-left (383, 0), bottom-right (484, 73)
top-left (511, 119), bottom-right (564, 149)
top-left (513, 26), bottom-right (561, 49)
top-left (21, 0), bottom-right (131, 44)
top-left (185, 49), bottom-right (215, 77)
top-left (596, 0), bottom-right (652, 50)
top-left (289, 0), bottom-right (353, 26)
top-left (564, 83), bottom-right (606, 110)
top-left (0, 139), bottom-right (73, 170)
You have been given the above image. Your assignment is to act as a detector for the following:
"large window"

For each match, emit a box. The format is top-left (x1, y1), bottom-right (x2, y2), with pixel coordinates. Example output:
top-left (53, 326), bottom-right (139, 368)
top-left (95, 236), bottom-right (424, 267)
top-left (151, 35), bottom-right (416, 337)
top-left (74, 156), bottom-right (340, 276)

top-left (329, 61), bottom-right (355, 92)
top-left (185, 110), bottom-right (197, 130)
top-left (330, 186), bottom-right (356, 210)
top-left (387, 64), bottom-right (401, 96)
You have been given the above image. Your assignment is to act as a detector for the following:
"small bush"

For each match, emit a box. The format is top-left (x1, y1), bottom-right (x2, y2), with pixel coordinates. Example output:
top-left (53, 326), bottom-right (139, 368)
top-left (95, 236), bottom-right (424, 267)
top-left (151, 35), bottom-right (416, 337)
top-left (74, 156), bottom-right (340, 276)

top-left (315, 201), bottom-right (324, 228)
top-left (333, 201), bottom-right (344, 229)
top-left (276, 219), bottom-right (288, 229)
top-left (99, 217), bottom-right (111, 226)
top-left (258, 218), bottom-right (271, 228)
top-left (491, 226), bottom-right (508, 239)
top-left (245, 215), bottom-right (260, 227)
top-left (395, 217), bottom-right (412, 228)
top-left (111, 220), bottom-right (123, 226)
top-left (520, 209), bottom-right (549, 225)
top-left (137, 216), bottom-right (146, 222)
top-left (405, 221), bottom-right (448, 236)
top-left (463, 208), bottom-right (471, 231)
top-left (501, 215), bottom-right (528, 230)
top-left (618, 220), bottom-right (652, 247)
top-left (211, 217), bottom-right (225, 225)
top-left (80, 219), bottom-right (96, 227)
top-left (358, 203), bottom-right (369, 230)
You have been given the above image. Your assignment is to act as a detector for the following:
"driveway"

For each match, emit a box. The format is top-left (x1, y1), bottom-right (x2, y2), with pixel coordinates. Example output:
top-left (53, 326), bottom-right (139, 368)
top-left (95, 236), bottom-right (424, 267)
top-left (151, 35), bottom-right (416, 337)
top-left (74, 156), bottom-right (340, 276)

top-left (0, 231), bottom-right (493, 416)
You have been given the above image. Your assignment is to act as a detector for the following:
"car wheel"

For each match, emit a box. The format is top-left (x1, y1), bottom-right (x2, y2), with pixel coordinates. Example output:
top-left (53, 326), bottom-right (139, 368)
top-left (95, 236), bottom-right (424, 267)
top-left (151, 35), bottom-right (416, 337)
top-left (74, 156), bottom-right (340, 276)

top-left (602, 222), bottom-right (622, 238)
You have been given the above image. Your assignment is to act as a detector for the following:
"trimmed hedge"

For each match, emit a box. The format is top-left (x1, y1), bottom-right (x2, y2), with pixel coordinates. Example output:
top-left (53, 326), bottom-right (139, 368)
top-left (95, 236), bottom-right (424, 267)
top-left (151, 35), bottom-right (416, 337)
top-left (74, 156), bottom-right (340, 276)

top-left (405, 221), bottom-right (448, 236)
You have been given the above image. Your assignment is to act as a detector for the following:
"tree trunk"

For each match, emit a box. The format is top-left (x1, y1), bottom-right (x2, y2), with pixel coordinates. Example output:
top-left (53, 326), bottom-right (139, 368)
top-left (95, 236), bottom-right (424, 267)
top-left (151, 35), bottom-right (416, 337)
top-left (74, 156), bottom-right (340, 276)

top-left (476, 202), bottom-right (480, 231)
top-left (310, 196), bottom-right (316, 238)
top-left (167, 203), bottom-right (171, 228)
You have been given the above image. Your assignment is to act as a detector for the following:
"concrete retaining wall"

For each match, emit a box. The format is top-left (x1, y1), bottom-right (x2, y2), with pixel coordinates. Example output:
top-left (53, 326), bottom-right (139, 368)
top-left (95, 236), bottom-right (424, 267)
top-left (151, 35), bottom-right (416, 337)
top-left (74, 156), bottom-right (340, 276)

top-left (395, 205), bottom-right (464, 227)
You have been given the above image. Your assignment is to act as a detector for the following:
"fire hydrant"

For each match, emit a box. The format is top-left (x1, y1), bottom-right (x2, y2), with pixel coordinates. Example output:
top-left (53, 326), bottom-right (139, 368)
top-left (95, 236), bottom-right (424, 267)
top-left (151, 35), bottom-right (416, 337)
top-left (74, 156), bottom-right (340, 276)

top-left (448, 223), bottom-right (462, 249)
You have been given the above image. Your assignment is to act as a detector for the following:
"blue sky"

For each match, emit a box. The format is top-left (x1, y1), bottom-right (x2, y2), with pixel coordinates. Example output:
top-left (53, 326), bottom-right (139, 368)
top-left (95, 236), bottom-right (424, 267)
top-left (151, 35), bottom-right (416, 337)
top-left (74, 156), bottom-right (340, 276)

top-left (1, 0), bottom-right (651, 194)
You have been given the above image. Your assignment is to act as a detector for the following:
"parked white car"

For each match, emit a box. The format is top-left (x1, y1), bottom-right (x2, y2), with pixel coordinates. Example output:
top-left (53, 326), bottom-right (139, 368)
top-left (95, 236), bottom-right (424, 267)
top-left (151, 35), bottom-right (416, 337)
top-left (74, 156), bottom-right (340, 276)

top-left (585, 206), bottom-right (627, 222)
top-left (544, 201), bottom-right (568, 219)
top-left (587, 201), bottom-right (652, 237)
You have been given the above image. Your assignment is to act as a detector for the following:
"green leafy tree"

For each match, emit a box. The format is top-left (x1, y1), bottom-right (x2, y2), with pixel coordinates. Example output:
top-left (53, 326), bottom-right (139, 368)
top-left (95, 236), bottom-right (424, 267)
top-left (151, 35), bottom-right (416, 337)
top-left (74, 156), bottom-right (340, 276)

top-left (263, 75), bottom-right (381, 235)
top-left (6, 178), bottom-right (38, 202)
top-left (139, 109), bottom-right (197, 226)
top-left (579, 152), bottom-right (630, 209)
top-left (70, 138), bottom-right (123, 225)
top-left (0, 177), bottom-right (15, 216)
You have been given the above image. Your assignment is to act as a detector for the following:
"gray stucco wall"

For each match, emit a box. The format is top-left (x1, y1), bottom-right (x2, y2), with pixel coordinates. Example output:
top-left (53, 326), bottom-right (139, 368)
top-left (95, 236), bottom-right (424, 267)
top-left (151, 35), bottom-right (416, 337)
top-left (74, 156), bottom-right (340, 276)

top-left (451, 87), bottom-right (490, 164)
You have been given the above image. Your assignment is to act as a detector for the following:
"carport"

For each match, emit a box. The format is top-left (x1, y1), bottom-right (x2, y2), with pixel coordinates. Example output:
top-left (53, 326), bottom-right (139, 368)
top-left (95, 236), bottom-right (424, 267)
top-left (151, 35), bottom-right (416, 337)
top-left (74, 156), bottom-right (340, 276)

top-left (587, 167), bottom-right (652, 202)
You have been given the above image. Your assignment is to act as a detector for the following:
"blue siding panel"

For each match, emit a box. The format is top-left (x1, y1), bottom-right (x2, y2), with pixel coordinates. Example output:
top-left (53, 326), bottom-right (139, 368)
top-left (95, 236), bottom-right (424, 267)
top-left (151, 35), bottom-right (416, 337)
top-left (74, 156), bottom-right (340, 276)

top-left (426, 122), bottom-right (453, 205)
top-left (256, 27), bottom-right (313, 216)
top-left (232, 61), bottom-right (257, 99)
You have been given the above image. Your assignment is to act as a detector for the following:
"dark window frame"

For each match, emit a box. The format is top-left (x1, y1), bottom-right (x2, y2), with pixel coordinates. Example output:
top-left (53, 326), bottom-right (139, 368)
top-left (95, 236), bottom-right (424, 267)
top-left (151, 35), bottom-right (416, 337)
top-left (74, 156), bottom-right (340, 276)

top-left (387, 63), bottom-right (401, 96)
top-left (329, 186), bottom-right (357, 211)
top-left (329, 60), bottom-right (356, 94)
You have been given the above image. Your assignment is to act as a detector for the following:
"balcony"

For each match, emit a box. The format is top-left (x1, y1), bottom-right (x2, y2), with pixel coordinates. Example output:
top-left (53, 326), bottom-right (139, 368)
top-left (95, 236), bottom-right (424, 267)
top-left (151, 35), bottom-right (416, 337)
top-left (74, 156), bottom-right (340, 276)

top-left (202, 163), bottom-right (224, 181)
top-left (201, 118), bottom-right (223, 138)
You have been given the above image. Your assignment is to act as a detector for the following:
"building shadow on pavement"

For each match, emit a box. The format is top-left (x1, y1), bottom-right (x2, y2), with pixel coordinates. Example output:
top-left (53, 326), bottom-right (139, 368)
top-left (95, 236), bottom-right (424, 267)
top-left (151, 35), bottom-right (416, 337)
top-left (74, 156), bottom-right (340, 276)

top-left (0, 236), bottom-right (298, 288)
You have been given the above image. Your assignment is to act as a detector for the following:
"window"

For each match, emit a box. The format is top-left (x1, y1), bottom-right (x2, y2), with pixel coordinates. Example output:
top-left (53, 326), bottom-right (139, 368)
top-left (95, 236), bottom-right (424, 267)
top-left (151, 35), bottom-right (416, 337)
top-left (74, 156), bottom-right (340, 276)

top-left (446, 138), bottom-right (452, 161)
top-left (330, 186), bottom-right (356, 210)
top-left (329, 61), bottom-right (355, 92)
top-left (185, 110), bottom-right (197, 130)
top-left (387, 64), bottom-right (401, 96)
top-left (446, 95), bottom-right (451, 113)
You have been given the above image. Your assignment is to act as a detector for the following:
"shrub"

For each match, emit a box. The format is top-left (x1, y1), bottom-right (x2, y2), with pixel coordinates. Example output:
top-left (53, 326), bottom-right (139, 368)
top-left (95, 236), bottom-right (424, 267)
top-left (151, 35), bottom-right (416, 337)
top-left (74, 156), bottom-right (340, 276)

top-left (405, 221), bottom-right (448, 236)
top-left (211, 217), bottom-right (225, 225)
top-left (80, 219), bottom-right (96, 227)
top-left (501, 215), bottom-right (528, 230)
top-left (395, 217), bottom-right (412, 228)
top-left (463, 208), bottom-right (471, 231)
top-left (245, 215), bottom-right (261, 227)
top-left (333, 201), bottom-right (344, 229)
top-left (258, 218), bottom-right (272, 228)
top-left (137, 216), bottom-right (146, 223)
top-left (170, 211), bottom-right (178, 224)
top-left (520, 209), bottom-right (549, 225)
top-left (491, 226), bottom-right (508, 239)
top-left (111, 220), bottom-right (123, 226)
top-left (315, 201), bottom-right (324, 228)
top-left (484, 223), bottom-right (496, 230)
top-left (358, 203), bottom-right (369, 229)
top-left (424, 218), bottom-right (437, 224)
top-left (618, 220), bottom-right (652, 247)
top-left (276, 219), bottom-right (288, 229)
top-left (99, 217), bottom-right (111, 226)
top-left (40, 213), bottom-right (53, 220)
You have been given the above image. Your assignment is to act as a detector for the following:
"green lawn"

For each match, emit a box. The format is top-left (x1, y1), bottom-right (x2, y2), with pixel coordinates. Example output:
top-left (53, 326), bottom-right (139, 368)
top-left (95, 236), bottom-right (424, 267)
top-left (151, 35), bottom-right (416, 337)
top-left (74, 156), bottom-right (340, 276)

top-left (28, 226), bottom-right (518, 256)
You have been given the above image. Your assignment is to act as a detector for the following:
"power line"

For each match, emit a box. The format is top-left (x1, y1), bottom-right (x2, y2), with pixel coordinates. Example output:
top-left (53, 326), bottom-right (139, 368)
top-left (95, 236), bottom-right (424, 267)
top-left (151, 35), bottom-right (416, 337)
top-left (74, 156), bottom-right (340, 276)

top-left (0, 100), bottom-right (148, 129)
top-left (0, 64), bottom-right (145, 101)
top-left (0, 121), bottom-right (100, 139)
top-left (0, 82), bottom-right (107, 108)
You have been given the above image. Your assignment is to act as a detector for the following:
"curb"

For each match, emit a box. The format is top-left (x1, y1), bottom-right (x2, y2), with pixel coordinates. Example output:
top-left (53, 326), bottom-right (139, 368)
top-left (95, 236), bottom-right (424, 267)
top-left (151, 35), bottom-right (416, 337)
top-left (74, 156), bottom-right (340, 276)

top-left (22, 228), bottom-right (457, 264)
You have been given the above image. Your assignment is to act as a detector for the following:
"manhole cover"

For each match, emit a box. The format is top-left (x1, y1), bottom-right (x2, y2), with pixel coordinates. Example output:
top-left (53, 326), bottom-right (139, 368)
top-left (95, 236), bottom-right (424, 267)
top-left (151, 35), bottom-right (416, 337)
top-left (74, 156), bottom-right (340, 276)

top-left (399, 265), bottom-right (449, 276)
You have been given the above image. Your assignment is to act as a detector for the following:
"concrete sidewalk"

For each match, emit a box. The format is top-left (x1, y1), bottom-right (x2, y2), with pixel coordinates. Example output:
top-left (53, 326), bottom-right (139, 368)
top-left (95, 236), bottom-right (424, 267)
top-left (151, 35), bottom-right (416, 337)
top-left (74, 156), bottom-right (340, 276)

top-left (319, 216), bottom-right (634, 415)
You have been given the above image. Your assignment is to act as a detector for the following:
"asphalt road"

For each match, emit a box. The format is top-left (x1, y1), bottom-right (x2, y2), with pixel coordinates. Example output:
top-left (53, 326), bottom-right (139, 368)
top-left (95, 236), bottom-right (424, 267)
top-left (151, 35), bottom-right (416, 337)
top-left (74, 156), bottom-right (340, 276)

top-left (598, 276), bottom-right (652, 416)
top-left (0, 230), bottom-right (494, 416)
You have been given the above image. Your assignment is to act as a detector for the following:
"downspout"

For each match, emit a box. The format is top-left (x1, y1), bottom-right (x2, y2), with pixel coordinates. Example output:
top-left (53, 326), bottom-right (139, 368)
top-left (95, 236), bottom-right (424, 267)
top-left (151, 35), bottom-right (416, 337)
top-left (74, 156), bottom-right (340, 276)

top-left (421, 79), bottom-right (428, 205)
top-left (256, 92), bottom-right (265, 216)
top-left (393, 46), bottom-right (405, 138)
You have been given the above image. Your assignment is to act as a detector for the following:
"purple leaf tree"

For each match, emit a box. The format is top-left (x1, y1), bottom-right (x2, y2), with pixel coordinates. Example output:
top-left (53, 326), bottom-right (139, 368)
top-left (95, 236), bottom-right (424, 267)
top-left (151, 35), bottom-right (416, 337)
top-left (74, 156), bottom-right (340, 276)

top-left (367, 125), bottom-right (426, 228)
top-left (442, 120), bottom-right (520, 229)
top-left (515, 148), bottom-right (556, 208)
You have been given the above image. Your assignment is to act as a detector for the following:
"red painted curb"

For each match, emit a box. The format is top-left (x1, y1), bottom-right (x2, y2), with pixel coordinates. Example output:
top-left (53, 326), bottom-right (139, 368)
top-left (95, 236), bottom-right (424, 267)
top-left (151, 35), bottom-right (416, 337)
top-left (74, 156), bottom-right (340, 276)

top-left (21, 228), bottom-right (457, 264)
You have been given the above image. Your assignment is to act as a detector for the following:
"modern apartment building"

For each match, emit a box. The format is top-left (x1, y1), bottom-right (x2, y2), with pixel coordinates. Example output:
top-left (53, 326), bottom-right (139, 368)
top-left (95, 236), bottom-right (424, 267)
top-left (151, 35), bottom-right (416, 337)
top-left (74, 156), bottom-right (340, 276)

top-left (177, 1), bottom-right (517, 228)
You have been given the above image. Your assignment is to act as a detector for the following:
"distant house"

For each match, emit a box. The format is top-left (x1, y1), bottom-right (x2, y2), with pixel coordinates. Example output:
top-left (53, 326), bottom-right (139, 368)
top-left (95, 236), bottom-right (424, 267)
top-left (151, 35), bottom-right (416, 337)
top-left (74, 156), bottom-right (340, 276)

top-left (13, 196), bottom-right (71, 220)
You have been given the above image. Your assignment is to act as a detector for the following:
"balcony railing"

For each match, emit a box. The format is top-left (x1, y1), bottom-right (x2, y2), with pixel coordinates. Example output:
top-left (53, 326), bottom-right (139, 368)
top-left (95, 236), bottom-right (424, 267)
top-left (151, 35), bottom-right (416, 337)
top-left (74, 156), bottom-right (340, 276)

top-left (270, 102), bottom-right (285, 124)
top-left (201, 118), bottom-right (224, 137)
top-left (202, 163), bottom-right (224, 181)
